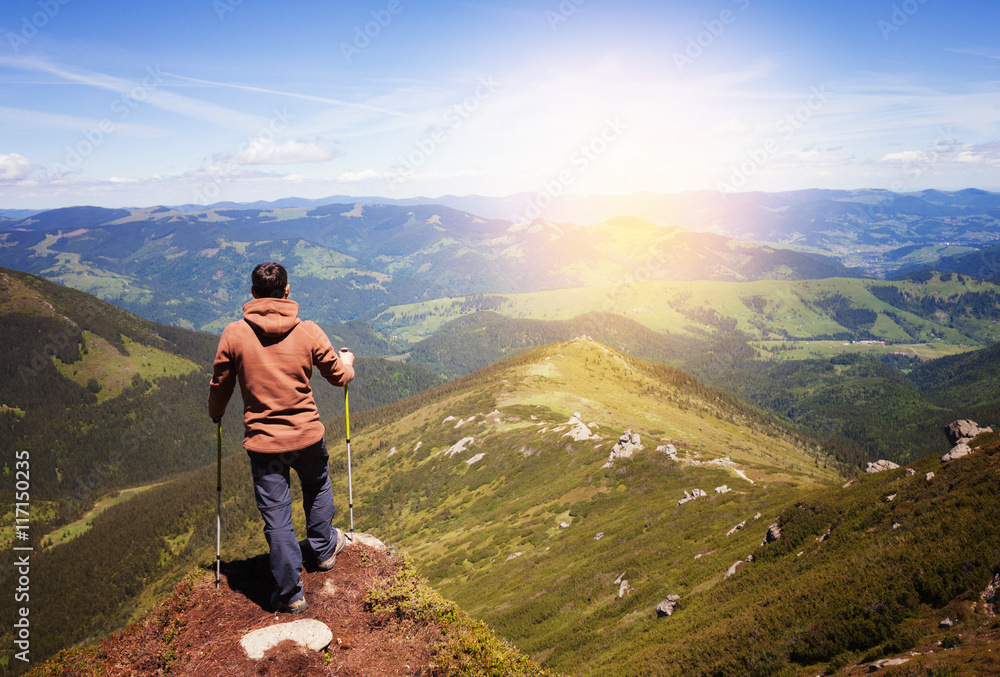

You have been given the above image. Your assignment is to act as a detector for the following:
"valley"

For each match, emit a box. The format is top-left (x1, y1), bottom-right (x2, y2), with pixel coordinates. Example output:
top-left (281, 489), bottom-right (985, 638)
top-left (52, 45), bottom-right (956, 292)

top-left (2, 191), bottom-right (1000, 676)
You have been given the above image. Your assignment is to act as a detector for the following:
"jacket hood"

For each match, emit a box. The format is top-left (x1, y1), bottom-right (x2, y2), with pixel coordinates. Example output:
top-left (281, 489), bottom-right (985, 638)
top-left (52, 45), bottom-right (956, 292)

top-left (243, 298), bottom-right (301, 338)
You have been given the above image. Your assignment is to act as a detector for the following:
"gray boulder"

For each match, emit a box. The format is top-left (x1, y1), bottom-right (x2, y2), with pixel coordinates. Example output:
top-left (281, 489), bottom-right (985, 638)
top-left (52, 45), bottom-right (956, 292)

top-left (761, 521), bottom-right (781, 546)
top-left (942, 442), bottom-right (972, 462)
top-left (945, 419), bottom-right (992, 443)
top-left (655, 595), bottom-right (681, 618)
top-left (603, 429), bottom-right (643, 467)
top-left (981, 572), bottom-right (999, 615)
top-left (726, 520), bottom-right (747, 537)
top-left (866, 459), bottom-right (900, 473)
top-left (724, 560), bottom-right (746, 580)
top-left (870, 658), bottom-right (910, 671)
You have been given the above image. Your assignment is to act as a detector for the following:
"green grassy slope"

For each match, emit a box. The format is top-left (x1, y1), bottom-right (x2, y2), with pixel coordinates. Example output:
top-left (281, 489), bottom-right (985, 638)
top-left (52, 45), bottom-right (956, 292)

top-left (317, 338), bottom-right (1000, 675)
top-left (374, 275), bottom-right (1000, 348)
top-left (334, 338), bottom-right (846, 672)
top-left (4, 337), bottom-right (998, 676)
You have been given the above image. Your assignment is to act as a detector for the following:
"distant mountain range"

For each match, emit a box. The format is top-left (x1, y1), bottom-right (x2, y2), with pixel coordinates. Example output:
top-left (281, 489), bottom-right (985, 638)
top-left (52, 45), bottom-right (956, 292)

top-left (167, 188), bottom-right (1000, 276)
top-left (0, 203), bottom-right (857, 333)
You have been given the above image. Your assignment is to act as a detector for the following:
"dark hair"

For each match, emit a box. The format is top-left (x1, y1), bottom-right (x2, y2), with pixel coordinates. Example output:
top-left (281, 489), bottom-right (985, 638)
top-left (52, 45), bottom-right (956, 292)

top-left (251, 262), bottom-right (287, 298)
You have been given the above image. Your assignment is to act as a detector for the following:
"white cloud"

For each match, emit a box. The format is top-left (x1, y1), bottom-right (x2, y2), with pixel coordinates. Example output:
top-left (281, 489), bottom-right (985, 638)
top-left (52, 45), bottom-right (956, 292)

top-left (707, 119), bottom-right (755, 138)
top-left (879, 140), bottom-right (1000, 167)
top-left (336, 169), bottom-right (382, 182)
top-left (0, 153), bottom-right (40, 181)
top-left (216, 137), bottom-right (344, 166)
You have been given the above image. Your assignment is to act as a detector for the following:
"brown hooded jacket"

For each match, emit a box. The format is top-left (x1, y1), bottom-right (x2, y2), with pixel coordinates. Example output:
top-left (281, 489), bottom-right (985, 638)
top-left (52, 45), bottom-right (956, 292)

top-left (208, 298), bottom-right (354, 452)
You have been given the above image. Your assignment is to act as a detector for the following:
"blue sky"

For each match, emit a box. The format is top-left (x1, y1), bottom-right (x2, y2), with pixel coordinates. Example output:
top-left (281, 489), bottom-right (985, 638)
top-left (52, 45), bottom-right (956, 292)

top-left (1, 0), bottom-right (998, 208)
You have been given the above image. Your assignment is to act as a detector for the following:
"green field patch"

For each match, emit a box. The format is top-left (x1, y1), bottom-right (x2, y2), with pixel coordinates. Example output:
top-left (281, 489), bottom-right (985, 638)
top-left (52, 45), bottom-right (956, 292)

top-left (42, 483), bottom-right (164, 549)
top-left (54, 332), bottom-right (200, 402)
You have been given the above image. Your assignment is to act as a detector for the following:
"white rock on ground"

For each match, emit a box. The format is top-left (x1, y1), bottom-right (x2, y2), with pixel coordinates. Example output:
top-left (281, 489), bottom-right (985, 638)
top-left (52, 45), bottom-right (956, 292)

top-left (655, 595), bottom-right (680, 618)
top-left (870, 657), bottom-right (910, 670)
top-left (345, 532), bottom-right (388, 551)
top-left (446, 437), bottom-right (475, 457)
top-left (563, 412), bottom-right (600, 441)
top-left (465, 453), bottom-right (485, 466)
top-left (241, 619), bottom-right (332, 660)
top-left (942, 442), bottom-right (971, 462)
top-left (618, 580), bottom-right (633, 597)
top-left (866, 459), bottom-right (900, 473)
top-left (603, 429), bottom-right (643, 467)
top-left (726, 520), bottom-right (747, 537)
top-left (724, 560), bottom-right (746, 579)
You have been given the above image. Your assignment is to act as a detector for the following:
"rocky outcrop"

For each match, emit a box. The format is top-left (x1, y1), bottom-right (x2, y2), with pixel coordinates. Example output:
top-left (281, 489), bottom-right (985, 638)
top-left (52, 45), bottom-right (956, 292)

top-left (618, 580), bottom-right (633, 597)
top-left (563, 412), bottom-right (600, 441)
top-left (678, 488), bottom-right (707, 506)
top-left (658, 443), bottom-right (678, 460)
top-left (715, 485), bottom-right (730, 494)
top-left (761, 521), bottom-right (781, 546)
top-left (865, 459), bottom-right (899, 473)
top-left (655, 595), bottom-right (680, 618)
top-left (241, 619), bottom-right (332, 660)
top-left (945, 419), bottom-right (992, 443)
top-left (942, 442), bottom-right (972, 462)
top-left (980, 573), bottom-right (999, 616)
top-left (942, 419), bottom-right (993, 463)
top-left (726, 520), bottom-right (747, 537)
top-left (603, 429), bottom-right (642, 467)
top-left (724, 560), bottom-right (746, 580)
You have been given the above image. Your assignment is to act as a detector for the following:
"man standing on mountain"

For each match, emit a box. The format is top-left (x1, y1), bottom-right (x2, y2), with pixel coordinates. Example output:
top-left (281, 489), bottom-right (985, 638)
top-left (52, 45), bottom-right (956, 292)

top-left (208, 261), bottom-right (355, 614)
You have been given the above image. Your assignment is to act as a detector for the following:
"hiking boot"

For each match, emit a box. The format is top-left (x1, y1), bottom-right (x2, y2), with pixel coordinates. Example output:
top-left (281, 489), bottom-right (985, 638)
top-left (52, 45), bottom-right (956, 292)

top-left (317, 528), bottom-right (348, 571)
top-left (271, 591), bottom-right (308, 614)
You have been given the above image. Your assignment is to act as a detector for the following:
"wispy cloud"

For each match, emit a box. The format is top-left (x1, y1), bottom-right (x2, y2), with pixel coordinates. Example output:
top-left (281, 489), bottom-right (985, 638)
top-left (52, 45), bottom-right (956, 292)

top-left (215, 137), bottom-right (345, 165)
top-left (0, 56), bottom-right (264, 129)
top-left (162, 72), bottom-right (420, 119)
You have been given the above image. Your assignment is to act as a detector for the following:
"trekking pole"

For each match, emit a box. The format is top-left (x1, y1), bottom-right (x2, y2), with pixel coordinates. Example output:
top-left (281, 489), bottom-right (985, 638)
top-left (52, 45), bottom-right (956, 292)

top-left (216, 419), bottom-right (222, 589)
top-left (345, 383), bottom-right (354, 537)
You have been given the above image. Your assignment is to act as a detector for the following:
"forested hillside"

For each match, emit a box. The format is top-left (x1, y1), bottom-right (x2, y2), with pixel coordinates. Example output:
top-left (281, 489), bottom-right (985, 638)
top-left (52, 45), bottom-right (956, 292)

top-left (0, 267), bottom-right (443, 551)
